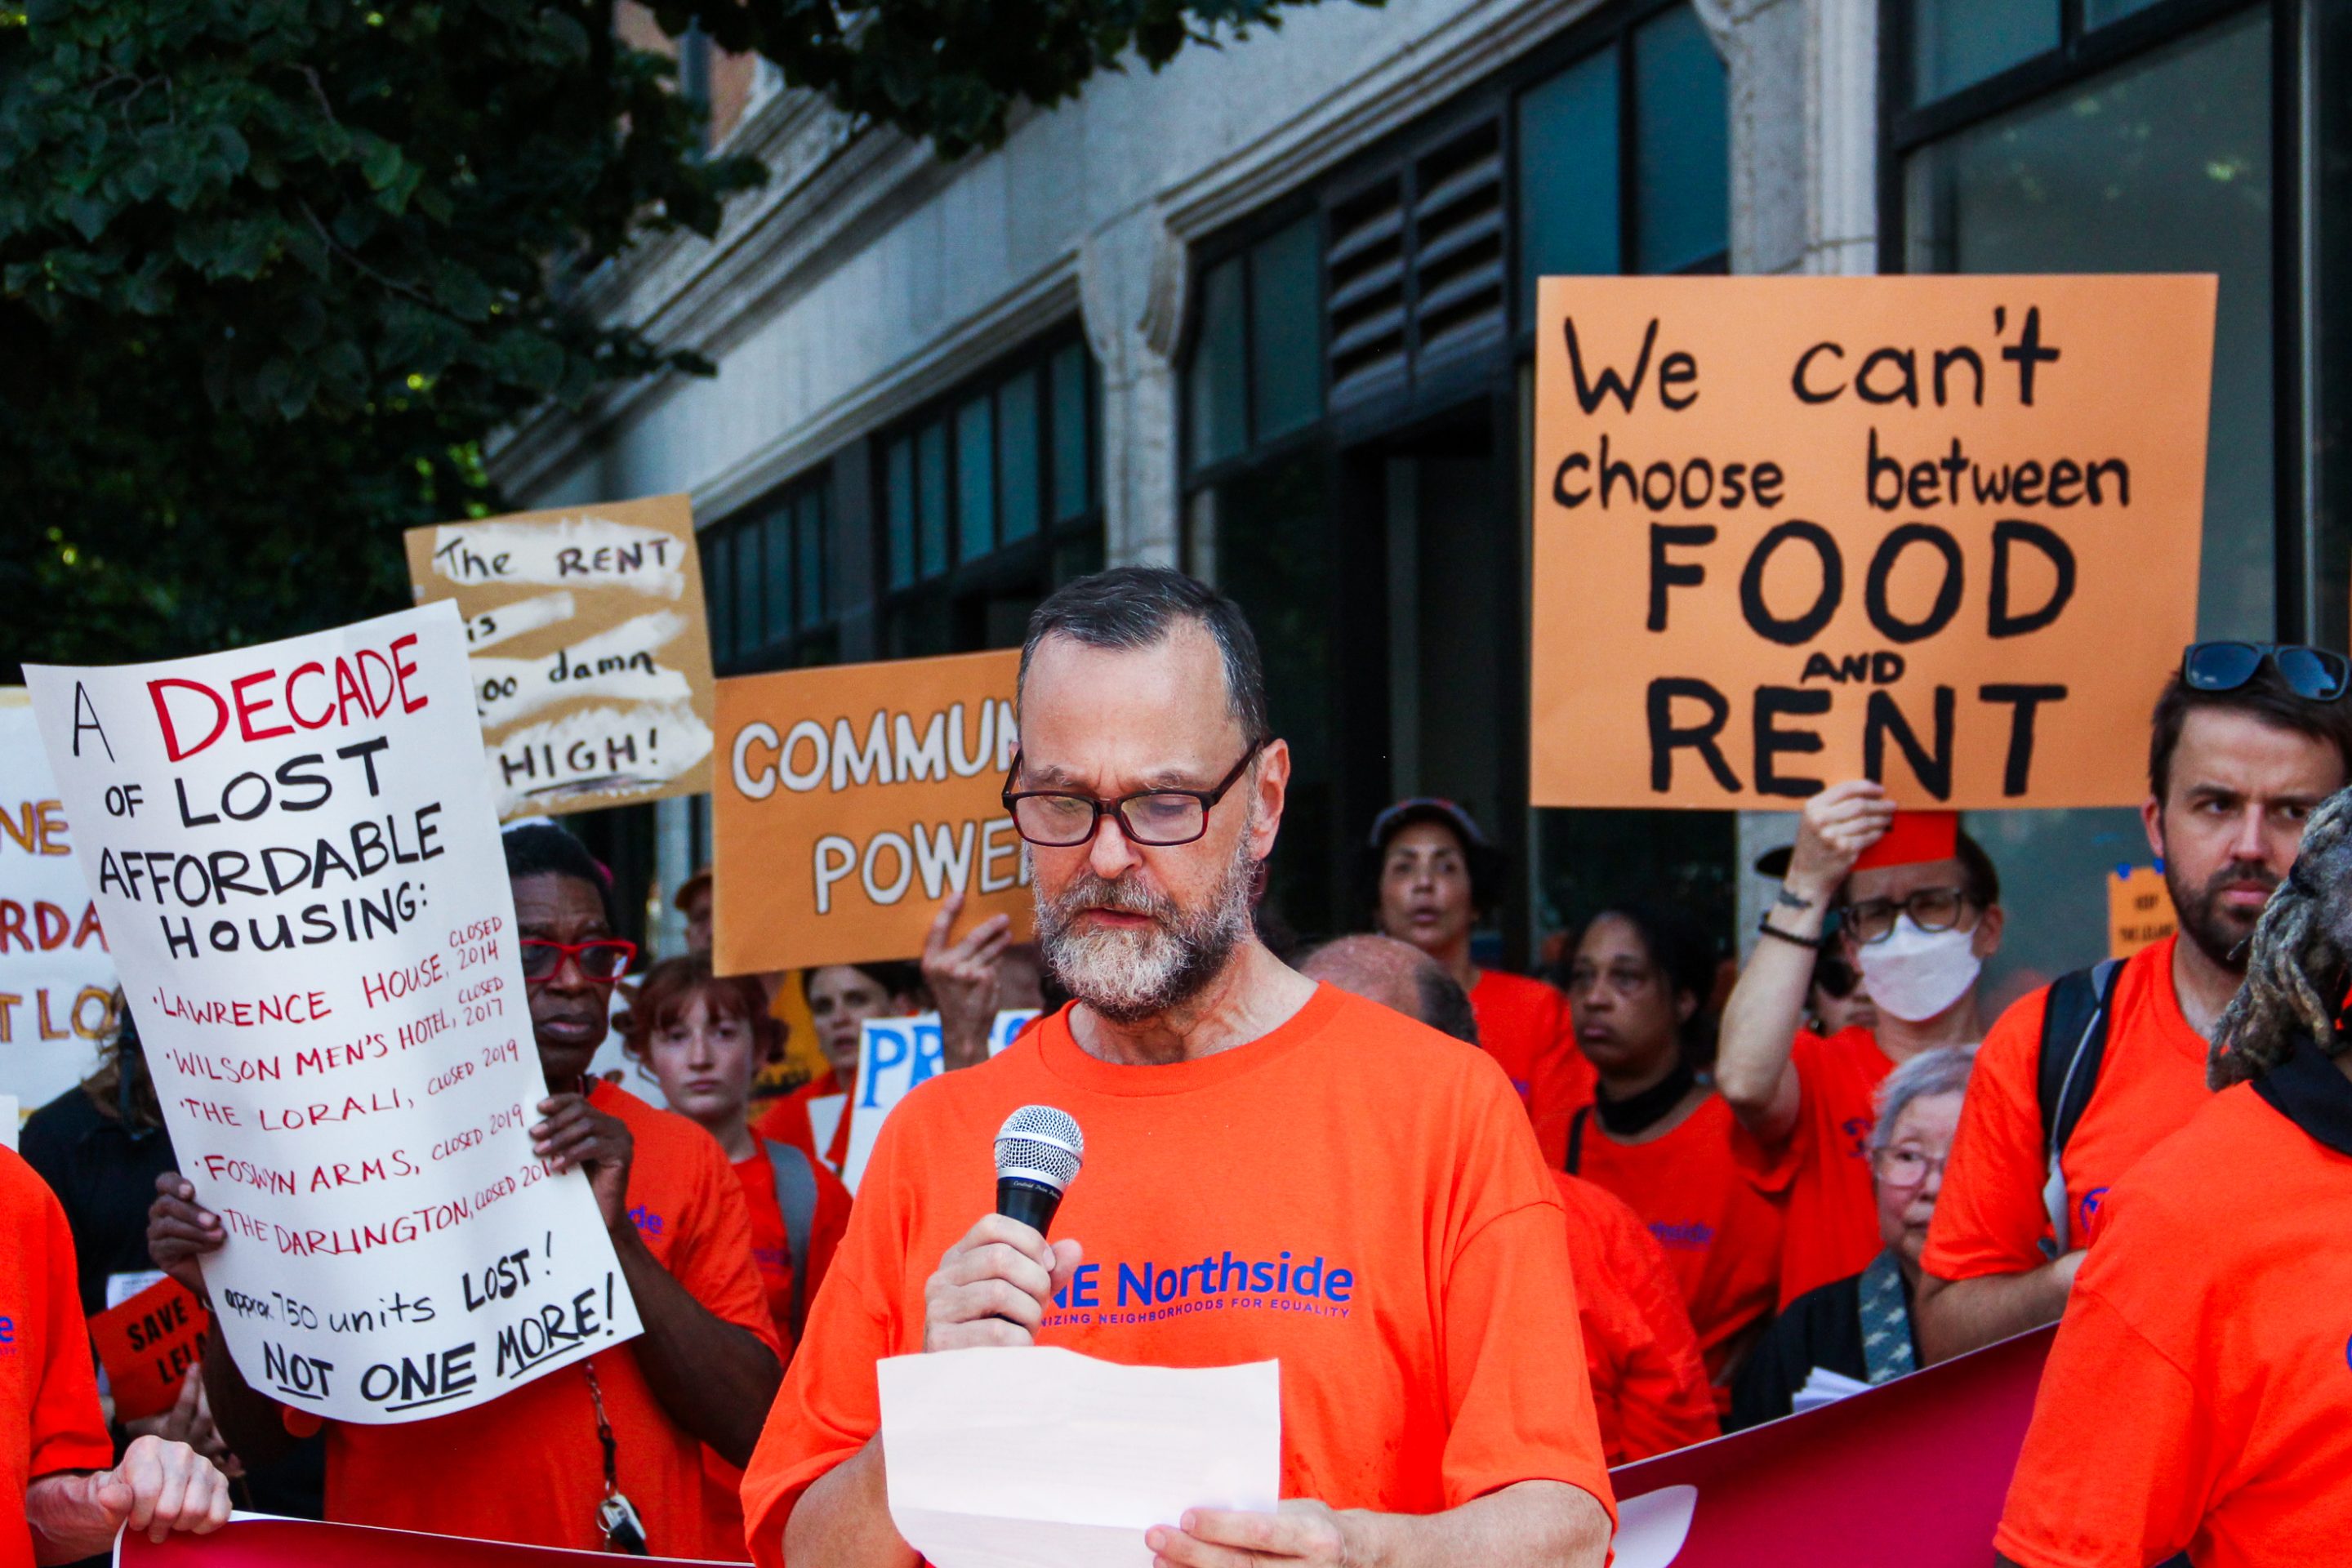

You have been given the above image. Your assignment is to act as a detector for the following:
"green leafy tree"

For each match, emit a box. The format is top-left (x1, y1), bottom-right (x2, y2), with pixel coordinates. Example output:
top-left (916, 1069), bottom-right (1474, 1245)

top-left (0, 0), bottom-right (1355, 676)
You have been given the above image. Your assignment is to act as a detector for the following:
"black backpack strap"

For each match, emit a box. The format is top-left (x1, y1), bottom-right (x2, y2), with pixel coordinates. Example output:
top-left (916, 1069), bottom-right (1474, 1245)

top-left (764, 1138), bottom-right (820, 1334)
top-left (2034, 958), bottom-right (2123, 1254)
top-left (1564, 1107), bottom-right (1591, 1176)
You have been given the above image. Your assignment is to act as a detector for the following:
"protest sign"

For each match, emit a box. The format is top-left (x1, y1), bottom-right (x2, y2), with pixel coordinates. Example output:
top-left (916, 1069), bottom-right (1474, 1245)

top-left (2108, 863), bottom-right (2177, 960)
top-left (714, 649), bottom-right (1031, 975)
top-left (840, 1010), bottom-right (1039, 1192)
top-left (1530, 276), bottom-right (2213, 810)
top-left (1608, 1326), bottom-right (2054, 1567)
top-left (403, 494), bottom-right (717, 820)
top-left (24, 605), bottom-right (641, 1425)
top-left (1, 689), bottom-right (118, 1111)
top-left (88, 1275), bottom-right (211, 1422)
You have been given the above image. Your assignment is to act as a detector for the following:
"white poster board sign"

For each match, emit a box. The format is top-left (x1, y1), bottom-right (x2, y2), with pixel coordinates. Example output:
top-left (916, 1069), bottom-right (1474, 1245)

top-left (24, 604), bottom-right (642, 1424)
top-left (0, 691), bottom-right (118, 1112)
top-left (840, 1009), bottom-right (1040, 1193)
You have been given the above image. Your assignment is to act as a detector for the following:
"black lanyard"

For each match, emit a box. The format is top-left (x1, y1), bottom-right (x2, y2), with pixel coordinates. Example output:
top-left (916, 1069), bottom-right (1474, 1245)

top-left (583, 1361), bottom-right (648, 1554)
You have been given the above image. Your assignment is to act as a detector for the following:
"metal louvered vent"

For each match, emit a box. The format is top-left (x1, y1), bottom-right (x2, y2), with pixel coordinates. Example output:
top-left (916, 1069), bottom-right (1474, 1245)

top-left (1410, 121), bottom-right (1506, 366)
top-left (1326, 175), bottom-right (1407, 402)
top-left (1325, 118), bottom-right (1507, 407)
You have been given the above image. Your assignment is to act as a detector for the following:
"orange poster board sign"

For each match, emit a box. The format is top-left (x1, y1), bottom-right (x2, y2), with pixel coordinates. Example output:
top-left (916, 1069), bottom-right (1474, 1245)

top-left (1530, 275), bottom-right (2214, 810)
top-left (2108, 864), bottom-right (2178, 960)
top-left (88, 1276), bottom-right (209, 1422)
top-left (713, 650), bottom-right (1031, 975)
top-left (403, 494), bottom-right (717, 819)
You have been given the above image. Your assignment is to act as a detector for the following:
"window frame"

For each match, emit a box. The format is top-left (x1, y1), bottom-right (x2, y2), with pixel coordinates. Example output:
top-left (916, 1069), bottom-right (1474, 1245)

top-left (1178, 0), bottom-right (1726, 495)
top-left (703, 466), bottom-right (839, 675)
top-left (1878, 0), bottom-right (2343, 644)
top-left (867, 327), bottom-right (1105, 657)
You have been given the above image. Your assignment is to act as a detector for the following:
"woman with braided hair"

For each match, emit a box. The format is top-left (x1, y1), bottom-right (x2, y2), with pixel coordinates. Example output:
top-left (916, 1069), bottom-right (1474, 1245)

top-left (1993, 788), bottom-right (2352, 1568)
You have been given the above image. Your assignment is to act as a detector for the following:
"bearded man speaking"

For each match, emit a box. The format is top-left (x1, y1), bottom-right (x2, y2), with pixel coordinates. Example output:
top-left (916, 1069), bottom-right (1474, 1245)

top-left (742, 568), bottom-right (1615, 1568)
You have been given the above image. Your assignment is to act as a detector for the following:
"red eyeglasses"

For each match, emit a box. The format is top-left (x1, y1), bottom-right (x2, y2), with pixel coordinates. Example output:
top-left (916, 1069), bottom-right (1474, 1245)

top-left (519, 938), bottom-right (637, 984)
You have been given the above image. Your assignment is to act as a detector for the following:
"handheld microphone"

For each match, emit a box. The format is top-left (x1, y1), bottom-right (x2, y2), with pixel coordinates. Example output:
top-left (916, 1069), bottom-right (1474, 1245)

top-left (994, 1105), bottom-right (1085, 1236)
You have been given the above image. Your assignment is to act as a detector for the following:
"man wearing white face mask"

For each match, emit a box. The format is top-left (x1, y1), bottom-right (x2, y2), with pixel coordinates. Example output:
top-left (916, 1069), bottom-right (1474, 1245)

top-left (1717, 791), bottom-right (2004, 1311)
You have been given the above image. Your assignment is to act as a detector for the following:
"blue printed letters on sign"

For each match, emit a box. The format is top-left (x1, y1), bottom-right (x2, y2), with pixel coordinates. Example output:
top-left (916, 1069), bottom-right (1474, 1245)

top-left (860, 1019), bottom-right (945, 1108)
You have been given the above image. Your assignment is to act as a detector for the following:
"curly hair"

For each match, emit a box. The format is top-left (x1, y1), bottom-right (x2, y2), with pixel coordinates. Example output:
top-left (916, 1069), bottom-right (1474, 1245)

top-left (2210, 785), bottom-right (2352, 1088)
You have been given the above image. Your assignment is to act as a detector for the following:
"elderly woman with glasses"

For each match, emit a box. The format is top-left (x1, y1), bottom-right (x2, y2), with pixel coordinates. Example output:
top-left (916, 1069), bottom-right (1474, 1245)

top-left (1728, 1045), bottom-right (1975, 1430)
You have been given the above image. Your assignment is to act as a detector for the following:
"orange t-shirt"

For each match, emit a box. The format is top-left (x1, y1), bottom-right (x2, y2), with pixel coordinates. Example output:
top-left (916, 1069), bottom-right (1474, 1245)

top-left (754, 1071), bottom-right (853, 1173)
top-left (1925, 936), bottom-right (2208, 1282)
top-left (732, 1131), bottom-right (855, 1354)
top-left (2, 1148), bottom-right (115, 1568)
top-left (300, 1083), bottom-right (780, 1558)
top-left (1560, 1094), bottom-right (1782, 1396)
top-left (1472, 969), bottom-right (1591, 1116)
top-left (1996, 1058), bottom-right (2352, 1567)
top-left (741, 985), bottom-right (1615, 1566)
top-left (1551, 1173), bottom-right (1718, 1464)
top-left (1730, 1025), bottom-right (1891, 1307)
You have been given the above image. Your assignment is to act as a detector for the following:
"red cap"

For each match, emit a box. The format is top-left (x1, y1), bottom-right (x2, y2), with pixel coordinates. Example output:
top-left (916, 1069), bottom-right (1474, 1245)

top-left (1852, 811), bottom-right (1960, 872)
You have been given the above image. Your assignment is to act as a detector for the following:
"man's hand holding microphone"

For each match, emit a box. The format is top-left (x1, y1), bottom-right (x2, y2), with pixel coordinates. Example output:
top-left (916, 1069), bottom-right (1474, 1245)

top-left (924, 1106), bottom-right (1087, 1351)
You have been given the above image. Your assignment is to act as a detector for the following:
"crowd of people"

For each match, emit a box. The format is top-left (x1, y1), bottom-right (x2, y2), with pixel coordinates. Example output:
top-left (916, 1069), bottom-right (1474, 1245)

top-left (7, 564), bottom-right (2352, 1566)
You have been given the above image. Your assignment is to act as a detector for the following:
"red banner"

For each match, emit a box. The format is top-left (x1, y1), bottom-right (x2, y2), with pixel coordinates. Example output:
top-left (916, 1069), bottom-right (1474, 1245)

top-left (1610, 1327), bottom-right (2054, 1566)
top-left (116, 1517), bottom-right (734, 1568)
top-left (118, 1330), bottom-right (2053, 1568)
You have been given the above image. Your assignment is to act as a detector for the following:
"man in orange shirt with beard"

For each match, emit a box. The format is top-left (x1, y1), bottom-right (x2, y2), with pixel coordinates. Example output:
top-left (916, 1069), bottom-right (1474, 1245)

top-left (744, 568), bottom-right (1614, 1568)
top-left (1367, 798), bottom-right (1594, 1122)
top-left (1995, 786), bottom-right (2352, 1567)
top-left (1918, 647), bottom-right (2352, 1363)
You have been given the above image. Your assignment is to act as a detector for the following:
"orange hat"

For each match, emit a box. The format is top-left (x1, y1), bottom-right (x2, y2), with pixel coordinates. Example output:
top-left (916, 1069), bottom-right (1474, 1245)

top-left (1852, 811), bottom-right (1959, 872)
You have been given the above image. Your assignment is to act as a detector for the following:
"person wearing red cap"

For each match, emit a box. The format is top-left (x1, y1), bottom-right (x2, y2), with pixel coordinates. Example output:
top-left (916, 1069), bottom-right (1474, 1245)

top-left (1917, 648), bottom-right (2352, 1365)
top-left (1716, 785), bottom-right (2005, 1308)
top-left (1368, 797), bottom-right (1596, 1123)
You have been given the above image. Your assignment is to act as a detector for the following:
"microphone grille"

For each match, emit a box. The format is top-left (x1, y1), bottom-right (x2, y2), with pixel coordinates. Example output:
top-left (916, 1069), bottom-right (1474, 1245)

top-left (995, 1104), bottom-right (1084, 1192)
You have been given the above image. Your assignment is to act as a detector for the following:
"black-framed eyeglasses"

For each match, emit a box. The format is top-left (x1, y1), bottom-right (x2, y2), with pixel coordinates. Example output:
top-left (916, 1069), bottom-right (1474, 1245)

top-left (1002, 737), bottom-right (1268, 848)
top-left (1839, 887), bottom-right (1974, 946)
top-left (2183, 642), bottom-right (2350, 703)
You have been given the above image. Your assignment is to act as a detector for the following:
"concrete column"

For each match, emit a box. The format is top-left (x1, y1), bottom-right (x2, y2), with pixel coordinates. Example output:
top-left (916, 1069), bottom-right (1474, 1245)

top-left (1080, 206), bottom-right (1189, 568)
top-left (1715, 0), bottom-right (1880, 949)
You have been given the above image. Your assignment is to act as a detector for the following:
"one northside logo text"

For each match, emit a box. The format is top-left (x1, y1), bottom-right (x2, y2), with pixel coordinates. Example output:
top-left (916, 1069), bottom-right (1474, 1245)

top-left (1044, 1249), bottom-right (1358, 1330)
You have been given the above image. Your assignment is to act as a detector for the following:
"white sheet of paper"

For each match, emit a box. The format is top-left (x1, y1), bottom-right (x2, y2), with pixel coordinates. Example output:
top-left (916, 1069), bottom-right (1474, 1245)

top-left (879, 1348), bottom-right (1281, 1568)
top-left (1792, 1365), bottom-right (1873, 1414)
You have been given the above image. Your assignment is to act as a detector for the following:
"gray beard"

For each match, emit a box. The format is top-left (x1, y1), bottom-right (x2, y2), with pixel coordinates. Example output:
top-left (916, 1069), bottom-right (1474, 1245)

top-left (1034, 827), bottom-right (1258, 1025)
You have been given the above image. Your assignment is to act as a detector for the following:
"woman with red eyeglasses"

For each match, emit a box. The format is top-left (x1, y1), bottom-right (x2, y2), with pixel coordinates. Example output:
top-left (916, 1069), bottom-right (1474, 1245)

top-left (146, 825), bottom-right (783, 1559)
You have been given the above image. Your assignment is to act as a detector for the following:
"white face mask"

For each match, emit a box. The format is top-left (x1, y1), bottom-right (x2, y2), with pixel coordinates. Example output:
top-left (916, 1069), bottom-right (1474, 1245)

top-left (1855, 915), bottom-right (1981, 1023)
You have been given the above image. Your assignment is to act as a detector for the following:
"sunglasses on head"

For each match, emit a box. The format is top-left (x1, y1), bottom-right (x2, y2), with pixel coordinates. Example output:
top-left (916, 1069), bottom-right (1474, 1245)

top-left (2181, 642), bottom-right (2350, 703)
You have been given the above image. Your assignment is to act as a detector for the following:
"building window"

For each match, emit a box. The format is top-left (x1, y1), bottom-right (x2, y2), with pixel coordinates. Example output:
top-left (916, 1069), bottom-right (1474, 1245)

top-left (1896, 7), bottom-right (2276, 643)
top-left (701, 470), bottom-right (836, 672)
top-left (875, 336), bottom-right (1102, 657)
top-left (1884, 0), bottom-right (2349, 992)
top-left (1178, 0), bottom-right (1733, 952)
top-left (1186, 216), bottom-right (1324, 472)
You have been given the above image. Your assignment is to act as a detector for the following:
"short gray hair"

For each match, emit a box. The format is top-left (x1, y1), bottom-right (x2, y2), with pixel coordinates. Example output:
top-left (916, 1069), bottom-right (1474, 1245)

top-left (1019, 567), bottom-right (1269, 742)
top-left (1870, 1045), bottom-right (1975, 1152)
